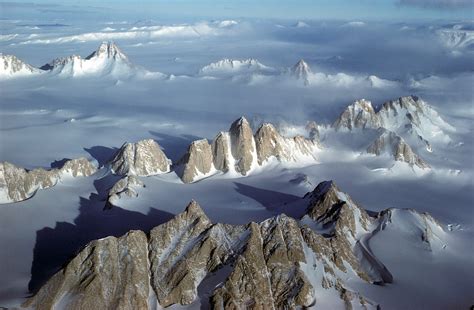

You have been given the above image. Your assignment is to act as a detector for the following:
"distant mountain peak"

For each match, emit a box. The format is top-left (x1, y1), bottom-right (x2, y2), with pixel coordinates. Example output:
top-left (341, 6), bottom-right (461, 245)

top-left (291, 59), bottom-right (312, 85)
top-left (85, 41), bottom-right (128, 61)
top-left (0, 54), bottom-right (40, 77)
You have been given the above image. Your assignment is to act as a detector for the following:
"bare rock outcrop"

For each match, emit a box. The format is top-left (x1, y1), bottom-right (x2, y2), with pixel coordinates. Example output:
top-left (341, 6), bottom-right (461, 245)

top-left (177, 139), bottom-right (215, 183)
top-left (178, 117), bottom-right (320, 183)
top-left (229, 117), bottom-right (257, 175)
top-left (60, 157), bottom-right (97, 177)
top-left (110, 139), bottom-right (171, 176)
top-left (0, 158), bottom-right (96, 203)
top-left (24, 230), bottom-right (150, 310)
top-left (254, 123), bottom-right (319, 165)
top-left (211, 132), bottom-right (231, 172)
top-left (367, 129), bottom-right (430, 168)
top-left (107, 175), bottom-right (145, 207)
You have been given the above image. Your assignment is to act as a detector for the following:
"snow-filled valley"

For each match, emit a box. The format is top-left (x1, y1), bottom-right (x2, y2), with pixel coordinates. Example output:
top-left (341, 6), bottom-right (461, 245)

top-left (0, 9), bottom-right (473, 310)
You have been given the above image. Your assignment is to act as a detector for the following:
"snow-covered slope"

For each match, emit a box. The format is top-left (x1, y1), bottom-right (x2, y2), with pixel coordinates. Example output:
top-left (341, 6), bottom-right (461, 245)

top-left (0, 54), bottom-right (42, 79)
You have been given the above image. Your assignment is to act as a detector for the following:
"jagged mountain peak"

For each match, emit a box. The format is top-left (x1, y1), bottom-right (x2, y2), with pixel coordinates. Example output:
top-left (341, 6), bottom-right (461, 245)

top-left (291, 59), bottom-right (312, 84)
top-left (183, 199), bottom-right (208, 218)
top-left (40, 41), bottom-right (137, 77)
top-left (176, 116), bottom-right (320, 183)
top-left (230, 115), bottom-right (251, 129)
top-left (85, 41), bottom-right (128, 61)
top-left (0, 53), bottom-right (40, 77)
top-left (304, 180), bottom-right (371, 236)
top-left (333, 98), bottom-right (381, 130)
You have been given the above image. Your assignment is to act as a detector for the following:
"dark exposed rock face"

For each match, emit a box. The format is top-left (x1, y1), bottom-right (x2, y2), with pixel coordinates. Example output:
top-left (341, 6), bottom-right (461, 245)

top-left (26, 181), bottom-right (444, 309)
top-left (110, 139), bottom-right (171, 176)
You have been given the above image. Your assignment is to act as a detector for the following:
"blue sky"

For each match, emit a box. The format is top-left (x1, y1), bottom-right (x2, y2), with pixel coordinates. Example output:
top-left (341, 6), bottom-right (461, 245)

top-left (1, 0), bottom-right (473, 20)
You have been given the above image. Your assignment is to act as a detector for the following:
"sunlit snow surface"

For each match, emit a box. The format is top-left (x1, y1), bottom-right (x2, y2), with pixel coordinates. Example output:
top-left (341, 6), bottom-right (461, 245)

top-left (0, 15), bottom-right (473, 309)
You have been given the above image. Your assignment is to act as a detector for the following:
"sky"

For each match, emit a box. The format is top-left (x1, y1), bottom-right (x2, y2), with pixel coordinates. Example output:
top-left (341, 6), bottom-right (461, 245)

top-left (1, 0), bottom-right (473, 20)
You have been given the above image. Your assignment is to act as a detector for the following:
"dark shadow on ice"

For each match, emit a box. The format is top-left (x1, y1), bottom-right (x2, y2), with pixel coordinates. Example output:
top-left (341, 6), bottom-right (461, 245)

top-left (28, 193), bottom-right (174, 294)
top-left (149, 131), bottom-right (203, 162)
top-left (50, 158), bottom-right (71, 169)
top-left (84, 145), bottom-right (118, 167)
top-left (233, 182), bottom-right (300, 212)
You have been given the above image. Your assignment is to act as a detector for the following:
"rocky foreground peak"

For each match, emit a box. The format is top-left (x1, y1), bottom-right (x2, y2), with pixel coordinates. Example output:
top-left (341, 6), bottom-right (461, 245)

top-left (26, 181), bottom-right (446, 309)
top-left (110, 139), bottom-right (171, 176)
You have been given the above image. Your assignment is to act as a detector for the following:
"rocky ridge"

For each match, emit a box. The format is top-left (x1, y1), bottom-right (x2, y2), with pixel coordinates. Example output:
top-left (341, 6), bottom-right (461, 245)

top-left (177, 117), bottom-right (320, 183)
top-left (0, 158), bottom-right (97, 203)
top-left (0, 54), bottom-right (41, 78)
top-left (25, 181), bottom-right (445, 309)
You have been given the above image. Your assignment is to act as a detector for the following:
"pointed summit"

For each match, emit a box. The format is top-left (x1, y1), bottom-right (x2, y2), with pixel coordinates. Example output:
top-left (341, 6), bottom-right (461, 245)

top-left (333, 99), bottom-right (381, 130)
top-left (291, 59), bottom-right (311, 85)
top-left (85, 41), bottom-right (128, 61)
top-left (41, 41), bottom-right (136, 77)
top-left (229, 116), bottom-right (257, 175)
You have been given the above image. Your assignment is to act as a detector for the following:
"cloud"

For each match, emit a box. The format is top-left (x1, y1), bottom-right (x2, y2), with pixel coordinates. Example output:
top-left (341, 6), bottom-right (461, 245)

top-left (397, 0), bottom-right (474, 9)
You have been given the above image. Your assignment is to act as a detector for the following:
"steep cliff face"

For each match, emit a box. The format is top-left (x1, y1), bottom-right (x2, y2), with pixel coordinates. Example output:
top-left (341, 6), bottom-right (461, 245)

top-left (110, 139), bottom-right (171, 176)
top-left (229, 117), bottom-right (258, 175)
top-left (177, 139), bottom-right (215, 183)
